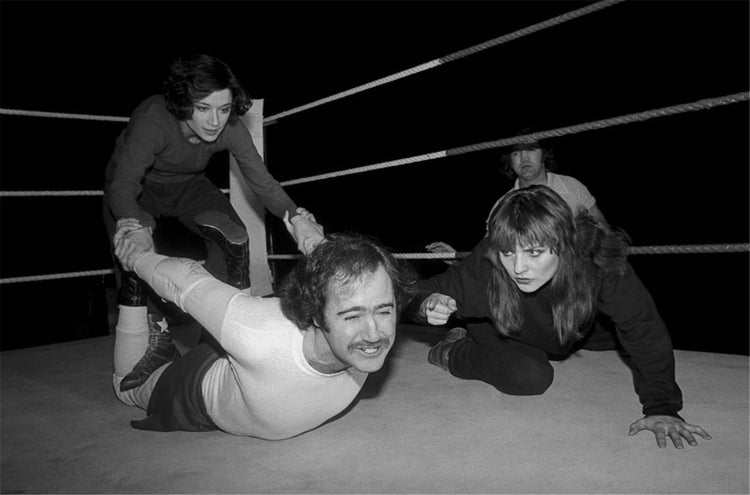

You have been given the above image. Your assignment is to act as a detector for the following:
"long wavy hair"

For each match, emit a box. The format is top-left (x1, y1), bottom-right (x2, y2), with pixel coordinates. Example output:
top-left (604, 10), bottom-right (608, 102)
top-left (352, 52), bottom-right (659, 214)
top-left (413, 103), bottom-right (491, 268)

top-left (163, 54), bottom-right (251, 121)
top-left (486, 185), bottom-right (629, 344)
top-left (279, 233), bottom-right (419, 331)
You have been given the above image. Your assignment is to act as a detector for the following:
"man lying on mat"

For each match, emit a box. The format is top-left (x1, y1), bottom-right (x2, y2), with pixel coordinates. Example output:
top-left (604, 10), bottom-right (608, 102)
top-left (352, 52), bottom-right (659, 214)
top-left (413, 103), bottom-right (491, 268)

top-left (112, 221), bottom-right (416, 439)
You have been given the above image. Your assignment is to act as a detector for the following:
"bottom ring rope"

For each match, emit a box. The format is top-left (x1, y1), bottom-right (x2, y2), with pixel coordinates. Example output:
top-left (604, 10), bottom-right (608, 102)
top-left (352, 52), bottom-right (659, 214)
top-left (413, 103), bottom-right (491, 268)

top-left (1, 243), bottom-right (747, 285)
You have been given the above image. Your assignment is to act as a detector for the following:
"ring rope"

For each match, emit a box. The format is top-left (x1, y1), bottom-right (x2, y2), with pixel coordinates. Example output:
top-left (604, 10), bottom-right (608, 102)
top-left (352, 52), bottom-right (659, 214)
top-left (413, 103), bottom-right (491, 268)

top-left (628, 244), bottom-right (750, 255)
top-left (396, 243), bottom-right (750, 260)
top-left (2, 92), bottom-right (746, 198)
top-left (449, 92), bottom-right (750, 157)
top-left (272, 243), bottom-right (750, 260)
top-left (0, 108), bottom-right (129, 122)
top-left (0, 1), bottom-right (624, 130)
top-left (0, 269), bottom-right (115, 285)
top-left (442, 0), bottom-right (625, 64)
top-left (0, 190), bottom-right (105, 197)
top-left (279, 92), bottom-right (749, 186)
top-left (263, 0), bottom-right (626, 123)
top-left (0, 2), bottom-right (625, 129)
top-left (3, 243), bottom-right (744, 285)
top-left (0, 189), bottom-right (231, 198)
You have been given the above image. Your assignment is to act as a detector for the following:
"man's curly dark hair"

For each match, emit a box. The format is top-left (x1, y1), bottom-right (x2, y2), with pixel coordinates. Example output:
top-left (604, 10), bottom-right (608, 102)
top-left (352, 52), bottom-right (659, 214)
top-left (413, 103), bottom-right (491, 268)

top-left (279, 233), bottom-right (419, 331)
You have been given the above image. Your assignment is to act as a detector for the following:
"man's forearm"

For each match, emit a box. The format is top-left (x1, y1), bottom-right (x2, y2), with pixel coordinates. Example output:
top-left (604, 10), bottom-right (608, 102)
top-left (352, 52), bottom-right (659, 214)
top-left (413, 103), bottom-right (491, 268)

top-left (133, 253), bottom-right (237, 340)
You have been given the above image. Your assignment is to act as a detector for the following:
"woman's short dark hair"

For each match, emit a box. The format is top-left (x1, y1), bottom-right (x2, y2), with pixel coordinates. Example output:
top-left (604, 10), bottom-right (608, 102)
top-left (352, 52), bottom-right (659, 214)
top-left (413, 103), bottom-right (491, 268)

top-left (163, 54), bottom-right (251, 121)
top-left (279, 233), bottom-right (418, 331)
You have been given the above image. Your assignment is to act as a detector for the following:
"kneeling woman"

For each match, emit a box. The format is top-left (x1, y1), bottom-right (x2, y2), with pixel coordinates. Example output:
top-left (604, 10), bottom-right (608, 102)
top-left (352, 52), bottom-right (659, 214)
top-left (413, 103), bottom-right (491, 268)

top-left (412, 185), bottom-right (710, 449)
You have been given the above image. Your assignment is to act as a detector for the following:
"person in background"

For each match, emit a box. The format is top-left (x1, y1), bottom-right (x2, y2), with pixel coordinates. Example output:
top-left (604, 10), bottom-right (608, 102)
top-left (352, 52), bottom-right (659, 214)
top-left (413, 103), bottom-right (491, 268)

top-left (413, 185), bottom-right (710, 449)
top-left (112, 224), bottom-right (417, 439)
top-left (102, 54), bottom-right (325, 390)
top-left (426, 134), bottom-right (605, 262)
top-left (488, 134), bottom-right (605, 222)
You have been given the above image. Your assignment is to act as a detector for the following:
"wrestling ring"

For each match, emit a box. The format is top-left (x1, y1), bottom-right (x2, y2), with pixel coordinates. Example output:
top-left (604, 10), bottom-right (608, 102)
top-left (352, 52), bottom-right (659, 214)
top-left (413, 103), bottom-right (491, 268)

top-left (1, 1), bottom-right (748, 493)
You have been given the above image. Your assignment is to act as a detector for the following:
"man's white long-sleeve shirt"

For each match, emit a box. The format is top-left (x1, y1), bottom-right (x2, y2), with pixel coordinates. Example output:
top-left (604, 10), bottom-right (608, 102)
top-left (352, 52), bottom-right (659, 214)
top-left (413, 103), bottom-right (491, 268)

top-left (134, 253), bottom-right (367, 439)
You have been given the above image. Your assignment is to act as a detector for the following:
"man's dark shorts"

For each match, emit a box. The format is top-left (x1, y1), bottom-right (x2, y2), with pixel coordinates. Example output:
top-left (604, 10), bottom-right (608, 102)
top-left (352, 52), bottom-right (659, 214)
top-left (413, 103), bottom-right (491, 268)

top-left (131, 343), bottom-right (222, 432)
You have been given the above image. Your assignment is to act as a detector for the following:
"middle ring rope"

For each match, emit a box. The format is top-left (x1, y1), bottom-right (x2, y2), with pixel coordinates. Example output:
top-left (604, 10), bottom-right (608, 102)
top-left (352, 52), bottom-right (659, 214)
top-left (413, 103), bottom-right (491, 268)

top-left (5, 92), bottom-right (744, 198)
top-left (279, 92), bottom-right (748, 186)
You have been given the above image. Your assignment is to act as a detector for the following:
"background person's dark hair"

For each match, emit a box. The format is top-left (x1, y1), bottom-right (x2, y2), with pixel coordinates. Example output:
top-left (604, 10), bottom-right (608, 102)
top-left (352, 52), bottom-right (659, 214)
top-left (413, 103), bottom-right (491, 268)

top-left (163, 54), bottom-right (251, 121)
top-left (501, 143), bottom-right (557, 179)
top-left (279, 233), bottom-right (418, 331)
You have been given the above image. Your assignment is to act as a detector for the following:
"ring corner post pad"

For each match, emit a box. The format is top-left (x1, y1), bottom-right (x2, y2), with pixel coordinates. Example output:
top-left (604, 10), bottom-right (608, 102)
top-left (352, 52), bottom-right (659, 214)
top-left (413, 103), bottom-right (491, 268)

top-left (230, 99), bottom-right (274, 297)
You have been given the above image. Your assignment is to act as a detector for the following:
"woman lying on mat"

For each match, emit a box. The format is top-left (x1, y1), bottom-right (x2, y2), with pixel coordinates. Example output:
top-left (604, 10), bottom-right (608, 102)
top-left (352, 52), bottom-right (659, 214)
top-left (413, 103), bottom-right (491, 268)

top-left (411, 185), bottom-right (711, 449)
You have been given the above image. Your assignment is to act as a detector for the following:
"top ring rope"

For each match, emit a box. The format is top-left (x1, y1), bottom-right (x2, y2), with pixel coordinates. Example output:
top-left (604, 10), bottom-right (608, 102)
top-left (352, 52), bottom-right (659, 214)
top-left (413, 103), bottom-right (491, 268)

top-left (263, 0), bottom-right (626, 123)
top-left (279, 92), bottom-right (749, 187)
top-left (0, 1), bottom-right (624, 129)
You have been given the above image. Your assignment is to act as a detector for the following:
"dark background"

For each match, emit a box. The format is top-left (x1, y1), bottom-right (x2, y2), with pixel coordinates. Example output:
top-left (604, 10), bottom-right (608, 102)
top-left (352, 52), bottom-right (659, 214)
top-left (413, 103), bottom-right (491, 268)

top-left (0, 0), bottom-right (748, 354)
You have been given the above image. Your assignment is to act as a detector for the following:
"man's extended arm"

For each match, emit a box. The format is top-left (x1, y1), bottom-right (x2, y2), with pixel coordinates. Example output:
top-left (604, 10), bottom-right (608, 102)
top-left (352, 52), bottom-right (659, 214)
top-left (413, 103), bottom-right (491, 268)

top-left (115, 225), bottom-right (237, 342)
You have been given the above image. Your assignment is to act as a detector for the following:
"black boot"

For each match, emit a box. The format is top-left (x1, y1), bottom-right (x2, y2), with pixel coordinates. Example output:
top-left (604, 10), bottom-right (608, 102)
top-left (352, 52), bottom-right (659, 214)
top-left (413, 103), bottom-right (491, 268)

top-left (118, 271), bottom-right (146, 307)
top-left (194, 210), bottom-right (250, 290)
top-left (119, 314), bottom-right (178, 392)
